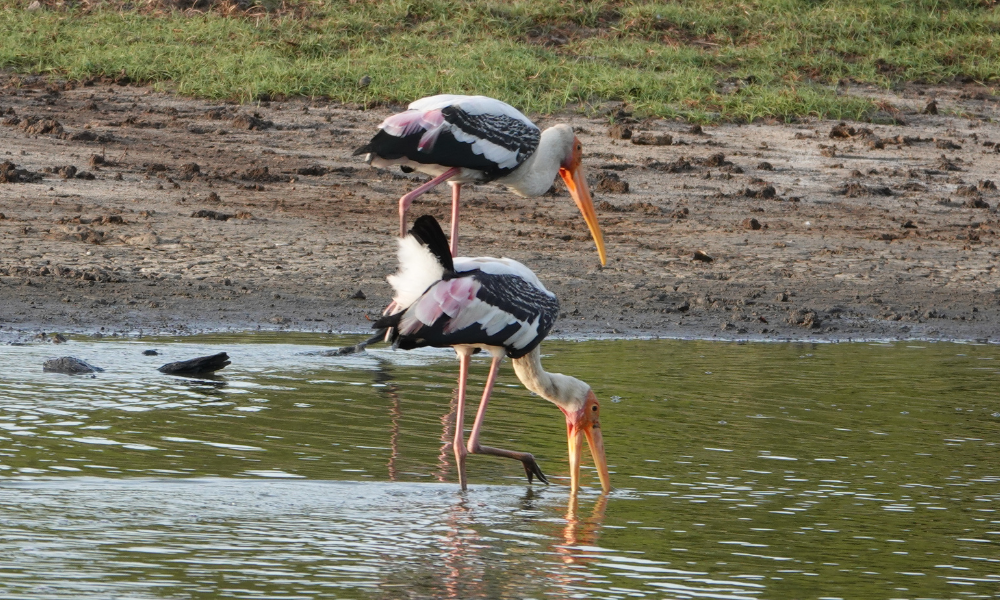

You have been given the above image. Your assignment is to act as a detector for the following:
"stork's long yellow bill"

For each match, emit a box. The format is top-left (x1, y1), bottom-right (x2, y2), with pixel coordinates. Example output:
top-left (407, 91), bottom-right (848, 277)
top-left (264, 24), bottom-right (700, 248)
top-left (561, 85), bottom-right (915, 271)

top-left (568, 419), bottom-right (611, 494)
top-left (560, 164), bottom-right (607, 266)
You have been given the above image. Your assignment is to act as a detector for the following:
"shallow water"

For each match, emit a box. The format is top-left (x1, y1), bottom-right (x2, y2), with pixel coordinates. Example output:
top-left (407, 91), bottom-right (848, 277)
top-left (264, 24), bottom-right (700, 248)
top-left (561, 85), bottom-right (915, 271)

top-left (1, 335), bottom-right (998, 599)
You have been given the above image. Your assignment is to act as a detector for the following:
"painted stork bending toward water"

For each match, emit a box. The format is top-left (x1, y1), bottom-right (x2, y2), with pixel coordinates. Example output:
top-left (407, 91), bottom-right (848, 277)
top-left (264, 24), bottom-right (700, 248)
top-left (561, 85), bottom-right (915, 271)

top-left (354, 95), bottom-right (606, 263)
top-left (375, 215), bottom-right (611, 494)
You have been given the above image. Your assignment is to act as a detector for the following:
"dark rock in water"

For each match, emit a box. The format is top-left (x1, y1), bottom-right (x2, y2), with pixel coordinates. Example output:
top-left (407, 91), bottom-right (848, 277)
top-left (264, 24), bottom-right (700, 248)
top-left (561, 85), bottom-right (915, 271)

top-left (43, 356), bottom-right (104, 375)
top-left (158, 352), bottom-right (230, 375)
top-left (317, 345), bottom-right (366, 356)
top-left (143, 349), bottom-right (159, 356)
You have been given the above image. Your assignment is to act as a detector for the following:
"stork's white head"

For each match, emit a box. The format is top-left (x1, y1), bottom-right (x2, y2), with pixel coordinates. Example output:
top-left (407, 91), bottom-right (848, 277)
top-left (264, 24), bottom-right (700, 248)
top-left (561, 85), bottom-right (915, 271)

top-left (539, 371), bottom-right (610, 494)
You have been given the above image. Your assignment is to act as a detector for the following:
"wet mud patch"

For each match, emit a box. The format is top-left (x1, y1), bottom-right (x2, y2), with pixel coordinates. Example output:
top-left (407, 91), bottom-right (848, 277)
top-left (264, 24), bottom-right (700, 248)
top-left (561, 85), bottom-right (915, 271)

top-left (2, 76), bottom-right (1000, 342)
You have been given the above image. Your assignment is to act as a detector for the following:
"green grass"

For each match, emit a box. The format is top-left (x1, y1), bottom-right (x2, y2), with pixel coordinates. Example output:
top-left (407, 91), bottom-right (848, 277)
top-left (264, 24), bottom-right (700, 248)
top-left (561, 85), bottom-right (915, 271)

top-left (1, 0), bottom-right (998, 121)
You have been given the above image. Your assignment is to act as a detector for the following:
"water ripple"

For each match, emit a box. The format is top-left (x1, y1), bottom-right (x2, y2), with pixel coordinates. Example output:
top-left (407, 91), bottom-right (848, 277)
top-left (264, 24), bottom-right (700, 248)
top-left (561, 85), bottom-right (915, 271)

top-left (1, 336), bottom-right (999, 598)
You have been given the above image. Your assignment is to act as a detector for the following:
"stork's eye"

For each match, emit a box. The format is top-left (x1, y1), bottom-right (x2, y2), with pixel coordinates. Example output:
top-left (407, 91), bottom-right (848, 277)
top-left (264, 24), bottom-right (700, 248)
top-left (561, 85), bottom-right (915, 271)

top-left (591, 405), bottom-right (598, 412)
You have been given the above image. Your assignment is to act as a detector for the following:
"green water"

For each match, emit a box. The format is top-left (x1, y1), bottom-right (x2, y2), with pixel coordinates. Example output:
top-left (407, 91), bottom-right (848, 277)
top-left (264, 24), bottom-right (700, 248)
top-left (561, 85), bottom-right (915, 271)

top-left (1, 336), bottom-right (998, 599)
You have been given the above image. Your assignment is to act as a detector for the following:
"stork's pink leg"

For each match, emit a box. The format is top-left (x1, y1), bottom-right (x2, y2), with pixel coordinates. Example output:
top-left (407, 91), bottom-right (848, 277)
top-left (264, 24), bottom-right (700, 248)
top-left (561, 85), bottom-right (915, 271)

top-left (398, 167), bottom-right (460, 237)
top-left (466, 355), bottom-right (501, 452)
top-left (448, 181), bottom-right (461, 257)
top-left (453, 348), bottom-right (473, 491)
top-left (466, 355), bottom-right (548, 485)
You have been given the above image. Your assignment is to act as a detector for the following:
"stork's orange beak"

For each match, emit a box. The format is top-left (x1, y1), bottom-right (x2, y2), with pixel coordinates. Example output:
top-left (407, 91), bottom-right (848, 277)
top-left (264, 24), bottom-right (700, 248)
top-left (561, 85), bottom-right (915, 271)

top-left (568, 421), bottom-right (611, 494)
top-left (566, 392), bottom-right (611, 494)
top-left (559, 139), bottom-right (607, 266)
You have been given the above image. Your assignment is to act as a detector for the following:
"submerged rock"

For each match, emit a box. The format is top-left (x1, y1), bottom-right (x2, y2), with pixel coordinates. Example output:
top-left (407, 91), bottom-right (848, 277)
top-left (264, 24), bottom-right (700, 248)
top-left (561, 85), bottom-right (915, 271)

top-left (43, 356), bottom-right (104, 375)
top-left (158, 352), bottom-right (231, 375)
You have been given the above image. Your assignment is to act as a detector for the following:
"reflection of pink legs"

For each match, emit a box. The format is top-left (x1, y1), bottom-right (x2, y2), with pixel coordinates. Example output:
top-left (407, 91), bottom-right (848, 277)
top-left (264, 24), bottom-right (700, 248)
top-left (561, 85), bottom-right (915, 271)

top-left (387, 391), bottom-right (401, 481)
top-left (557, 494), bottom-right (609, 567)
top-left (436, 390), bottom-right (458, 483)
top-left (453, 348), bottom-right (473, 491)
top-left (448, 181), bottom-right (461, 257)
top-left (398, 167), bottom-right (460, 237)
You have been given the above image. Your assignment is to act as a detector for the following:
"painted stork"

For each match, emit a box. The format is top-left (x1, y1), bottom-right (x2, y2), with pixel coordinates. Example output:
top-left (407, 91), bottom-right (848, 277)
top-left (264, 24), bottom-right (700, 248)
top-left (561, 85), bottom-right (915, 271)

top-left (375, 215), bottom-right (611, 494)
top-left (353, 94), bottom-right (607, 263)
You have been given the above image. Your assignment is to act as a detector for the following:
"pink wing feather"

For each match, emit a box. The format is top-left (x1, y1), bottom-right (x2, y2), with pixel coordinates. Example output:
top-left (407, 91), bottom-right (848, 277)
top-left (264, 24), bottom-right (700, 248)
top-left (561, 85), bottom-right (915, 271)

top-left (379, 109), bottom-right (447, 153)
top-left (400, 278), bottom-right (479, 334)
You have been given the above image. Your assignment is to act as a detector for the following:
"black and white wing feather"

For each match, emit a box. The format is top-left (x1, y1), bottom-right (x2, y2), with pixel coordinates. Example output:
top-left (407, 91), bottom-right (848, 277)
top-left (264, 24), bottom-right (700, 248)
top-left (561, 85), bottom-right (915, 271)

top-left (353, 95), bottom-right (541, 180)
top-left (378, 269), bottom-right (559, 359)
top-left (375, 216), bottom-right (558, 359)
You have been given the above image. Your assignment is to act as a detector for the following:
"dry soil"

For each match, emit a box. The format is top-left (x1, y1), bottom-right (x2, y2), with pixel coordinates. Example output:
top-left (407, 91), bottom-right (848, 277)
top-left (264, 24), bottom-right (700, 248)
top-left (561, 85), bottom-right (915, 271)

top-left (2, 72), bottom-right (999, 344)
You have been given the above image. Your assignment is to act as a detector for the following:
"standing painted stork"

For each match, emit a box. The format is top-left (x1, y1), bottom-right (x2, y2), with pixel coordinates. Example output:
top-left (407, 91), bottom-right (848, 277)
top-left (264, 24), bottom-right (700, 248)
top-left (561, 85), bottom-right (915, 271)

top-left (353, 94), bottom-right (607, 263)
top-left (375, 215), bottom-right (611, 494)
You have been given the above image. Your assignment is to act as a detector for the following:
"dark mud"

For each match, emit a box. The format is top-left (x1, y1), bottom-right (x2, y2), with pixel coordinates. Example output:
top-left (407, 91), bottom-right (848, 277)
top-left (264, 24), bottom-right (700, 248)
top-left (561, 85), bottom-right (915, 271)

top-left (2, 73), bottom-right (999, 343)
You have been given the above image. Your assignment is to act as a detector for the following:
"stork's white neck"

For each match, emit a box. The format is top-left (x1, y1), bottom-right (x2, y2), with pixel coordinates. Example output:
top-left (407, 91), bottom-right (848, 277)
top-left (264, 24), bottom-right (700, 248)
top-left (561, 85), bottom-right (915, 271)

top-left (511, 346), bottom-right (590, 414)
top-left (497, 124), bottom-right (574, 197)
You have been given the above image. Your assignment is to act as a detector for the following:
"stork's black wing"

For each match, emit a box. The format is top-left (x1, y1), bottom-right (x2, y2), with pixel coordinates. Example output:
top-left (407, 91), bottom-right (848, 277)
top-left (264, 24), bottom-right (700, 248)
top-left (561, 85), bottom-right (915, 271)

top-left (354, 95), bottom-right (540, 181)
top-left (377, 269), bottom-right (559, 359)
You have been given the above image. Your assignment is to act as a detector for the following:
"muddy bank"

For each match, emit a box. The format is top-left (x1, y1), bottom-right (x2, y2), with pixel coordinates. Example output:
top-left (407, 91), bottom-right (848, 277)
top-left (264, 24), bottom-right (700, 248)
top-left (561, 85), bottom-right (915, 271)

top-left (2, 73), bottom-right (999, 344)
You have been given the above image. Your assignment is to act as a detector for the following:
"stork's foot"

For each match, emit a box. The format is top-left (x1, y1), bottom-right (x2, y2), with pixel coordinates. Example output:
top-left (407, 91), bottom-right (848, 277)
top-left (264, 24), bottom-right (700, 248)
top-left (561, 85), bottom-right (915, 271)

top-left (522, 455), bottom-right (549, 485)
top-left (322, 329), bottom-right (387, 356)
top-left (472, 444), bottom-right (550, 486)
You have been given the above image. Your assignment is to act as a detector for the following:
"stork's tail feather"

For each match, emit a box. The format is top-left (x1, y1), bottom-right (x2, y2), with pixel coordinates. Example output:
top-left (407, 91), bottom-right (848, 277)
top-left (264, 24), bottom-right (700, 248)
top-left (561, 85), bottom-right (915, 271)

top-left (410, 215), bottom-right (454, 273)
top-left (352, 141), bottom-right (375, 157)
top-left (385, 215), bottom-right (451, 316)
top-left (353, 130), bottom-right (399, 162)
top-left (372, 311), bottom-right (403, 333)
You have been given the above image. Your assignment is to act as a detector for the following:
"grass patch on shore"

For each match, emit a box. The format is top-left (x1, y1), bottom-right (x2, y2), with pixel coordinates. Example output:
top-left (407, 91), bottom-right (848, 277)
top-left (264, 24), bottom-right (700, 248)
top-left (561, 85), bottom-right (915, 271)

top-left (1, 0), bottom-right (998, 121)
